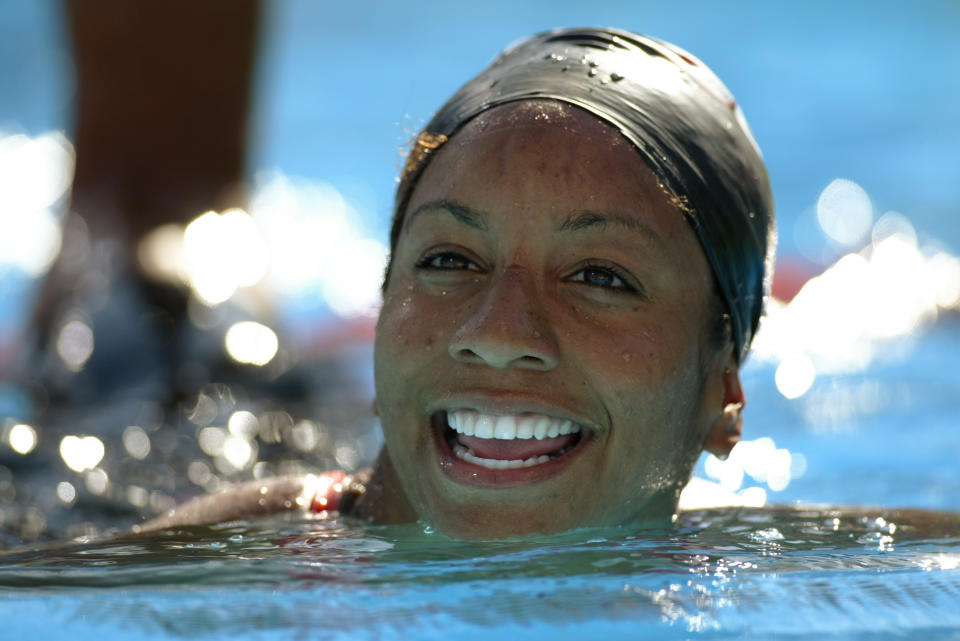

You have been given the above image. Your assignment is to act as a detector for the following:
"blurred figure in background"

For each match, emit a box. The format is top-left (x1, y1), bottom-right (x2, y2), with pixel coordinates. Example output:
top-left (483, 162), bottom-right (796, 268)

top-left (3, 0), bottom-right (320, 546)
top-left (30, 0), bottom-right (265, 410)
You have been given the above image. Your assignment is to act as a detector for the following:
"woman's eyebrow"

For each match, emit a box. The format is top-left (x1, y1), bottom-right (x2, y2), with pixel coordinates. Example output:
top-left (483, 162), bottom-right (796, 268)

top-left (405, 200), bottom-right (488, 231)
top-left (556, 211), bottom-right (667, 252)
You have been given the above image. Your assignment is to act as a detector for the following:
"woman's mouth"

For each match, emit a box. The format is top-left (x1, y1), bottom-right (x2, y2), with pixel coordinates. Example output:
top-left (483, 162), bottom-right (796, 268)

top-left (433, 409), bottom-right (589, 484)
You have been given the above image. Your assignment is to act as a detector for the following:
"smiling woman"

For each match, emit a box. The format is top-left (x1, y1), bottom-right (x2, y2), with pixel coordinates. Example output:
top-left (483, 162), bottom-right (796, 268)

top-left (137, 27), bottom-right (775, 539)
top-left (369, 100), bottom-right (746, 538)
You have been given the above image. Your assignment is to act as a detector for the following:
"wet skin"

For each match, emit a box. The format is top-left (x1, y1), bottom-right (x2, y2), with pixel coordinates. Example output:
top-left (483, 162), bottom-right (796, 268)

top-left (371, 100), bottom-right (741, 539)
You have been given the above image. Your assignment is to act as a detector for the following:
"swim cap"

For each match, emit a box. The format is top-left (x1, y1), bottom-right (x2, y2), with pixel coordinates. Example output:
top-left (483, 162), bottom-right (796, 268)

top-left (391, 27), bottom-right (775, 363)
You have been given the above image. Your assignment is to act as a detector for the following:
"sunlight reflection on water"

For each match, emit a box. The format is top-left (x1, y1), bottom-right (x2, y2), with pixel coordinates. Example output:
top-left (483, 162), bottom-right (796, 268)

top-left (754, 180), bottom-right (960, 402)
top-left (2, 508), bottom-right (960, 640)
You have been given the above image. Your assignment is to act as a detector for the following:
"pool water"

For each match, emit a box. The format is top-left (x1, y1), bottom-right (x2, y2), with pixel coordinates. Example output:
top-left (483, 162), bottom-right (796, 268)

top-left (3, 506), bottom-right (960, 640)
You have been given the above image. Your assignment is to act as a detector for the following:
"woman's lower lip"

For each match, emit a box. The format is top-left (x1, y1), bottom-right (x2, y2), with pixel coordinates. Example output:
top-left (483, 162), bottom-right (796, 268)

top-left (431, 415), bottom-right (590, 487)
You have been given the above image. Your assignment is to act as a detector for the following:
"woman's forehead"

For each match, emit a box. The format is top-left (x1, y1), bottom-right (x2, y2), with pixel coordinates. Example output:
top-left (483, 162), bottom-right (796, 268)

top-left (407, 101), bottom-right (677, 225)
top-left (452, 100), bottom-right (629, 148)
top-left (401, 103), bottom-right (701, 261)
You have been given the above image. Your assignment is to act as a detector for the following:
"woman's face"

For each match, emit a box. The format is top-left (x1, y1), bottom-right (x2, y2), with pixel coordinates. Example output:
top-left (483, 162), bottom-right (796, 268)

top-left (374, 101), bottom-right (732, 538)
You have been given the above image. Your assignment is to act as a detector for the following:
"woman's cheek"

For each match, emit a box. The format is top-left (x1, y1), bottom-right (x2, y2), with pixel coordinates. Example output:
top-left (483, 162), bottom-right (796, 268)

top-left (378, 289), bottom-right (451, 368)
top-left (585, 323), bottom-right (667, 380)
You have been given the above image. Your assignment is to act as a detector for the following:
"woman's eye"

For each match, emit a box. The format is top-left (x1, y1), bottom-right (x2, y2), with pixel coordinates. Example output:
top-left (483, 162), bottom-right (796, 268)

top-left (416, 251), bottom-right (480, 271)
top-left (569, 265), bottom-right (636, 292)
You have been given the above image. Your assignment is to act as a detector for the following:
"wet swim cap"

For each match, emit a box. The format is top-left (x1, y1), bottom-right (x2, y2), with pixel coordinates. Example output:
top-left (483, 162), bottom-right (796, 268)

top-left (392, 27), bottom-right (775, 363)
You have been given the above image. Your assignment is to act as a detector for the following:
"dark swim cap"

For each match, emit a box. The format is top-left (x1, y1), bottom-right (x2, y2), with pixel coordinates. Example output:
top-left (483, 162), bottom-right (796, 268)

top-left (391, 27), bottom-right (775, 363)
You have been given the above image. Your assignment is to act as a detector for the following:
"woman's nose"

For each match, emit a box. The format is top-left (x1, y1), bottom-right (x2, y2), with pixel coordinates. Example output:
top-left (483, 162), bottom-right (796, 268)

top-left (448, 266), bottom-right (560, 371)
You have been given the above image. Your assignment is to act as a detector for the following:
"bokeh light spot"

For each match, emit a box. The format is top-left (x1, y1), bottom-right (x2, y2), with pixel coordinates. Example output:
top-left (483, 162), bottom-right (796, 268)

top-left (291, 420), bottom-right (319, 452)
top-left (222, 436), bottom-right (255, 470)
top-left (740, 486), bottom-right (768, 507)
top-left (187, 461), bottom-right (213, 487)
top-left (56, 320), bottom-right (94, 371)
top-left (322, 238), bottom-right (388, 317)
top-left (816, 178), bottom-right (873, 247)
top-left (136, 223), bottom-right (185, 284)
top-left (775, 353), bottom-right (816, 399)
top-left (127, 486), bottom-right (149, 508)
top-left (84, 468), bottom-right (109, 495)
top-left (183, 209), bottom-right (267, 305)
top-left (198, 426), bottom-right (227, 456)
top-left (56, 481), bottom-right (77, 505)
top-left (931, 252), bottom-right (960, 308)
top-left (225, 321), bottom-right (278, 366)
top-left (704, 453), bottom-right (744, 492)
top-left (122, 425), bottom-right (151, 460)
top-left (228, 411), bottom-right (259, 439)
top-left (8, 424), bottom-right (38, 455)
top-left (0, 131), bottom-right (72, 276)
top-left (59, 435), bottom-right (105, 472)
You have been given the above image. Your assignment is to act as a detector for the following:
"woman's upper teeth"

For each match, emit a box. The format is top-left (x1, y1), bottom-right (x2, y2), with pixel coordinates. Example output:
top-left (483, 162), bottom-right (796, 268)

top-left (447, 410), bottom-right (581, 440)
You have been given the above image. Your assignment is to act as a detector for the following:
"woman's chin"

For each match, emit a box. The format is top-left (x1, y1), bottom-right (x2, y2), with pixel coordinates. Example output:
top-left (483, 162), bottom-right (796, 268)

top-left (413, 488), bottom-right (592, 540)
top-left (427, 509), bottom-right (575, 540)
top-left (414, 484), bottom-right (681, 540)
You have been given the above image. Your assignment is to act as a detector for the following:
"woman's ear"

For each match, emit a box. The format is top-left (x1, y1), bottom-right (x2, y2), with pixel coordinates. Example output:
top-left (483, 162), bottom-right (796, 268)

top-left (703, 364), bottom-right (745, 460)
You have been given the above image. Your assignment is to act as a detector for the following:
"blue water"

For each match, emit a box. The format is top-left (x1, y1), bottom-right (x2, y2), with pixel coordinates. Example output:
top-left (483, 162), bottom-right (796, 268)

top-left (2, 1), bottom-right (960, 638)
top-left (728, 323), bottom-right (960, 512)
top-left (3, 507), bottom-right (960, 640)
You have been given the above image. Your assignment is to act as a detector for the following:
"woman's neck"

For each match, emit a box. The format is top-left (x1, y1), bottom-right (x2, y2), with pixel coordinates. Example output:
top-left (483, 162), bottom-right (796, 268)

top-left (349, 448), bottom-right (418, 524)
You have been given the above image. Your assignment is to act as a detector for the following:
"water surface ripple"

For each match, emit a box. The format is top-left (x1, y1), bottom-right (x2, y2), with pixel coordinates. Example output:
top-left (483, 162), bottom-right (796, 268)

top-left (2, 506), bottom-right (959, 640)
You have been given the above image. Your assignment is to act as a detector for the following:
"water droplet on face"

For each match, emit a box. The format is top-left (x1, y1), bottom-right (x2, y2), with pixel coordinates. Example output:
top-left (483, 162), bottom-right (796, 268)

top-left (588, 68), bottom-right (598, 77)
top-left (621, 351), bottom-right (632, 363)
top-left (611, 72), bottom-right (624, 82)
top-left (561, 66), bottom-right (569, 72)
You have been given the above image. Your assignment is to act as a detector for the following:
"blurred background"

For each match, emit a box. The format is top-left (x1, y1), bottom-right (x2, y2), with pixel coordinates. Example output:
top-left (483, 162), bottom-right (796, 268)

top-left (0, 0), bottom-right (958, 546)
